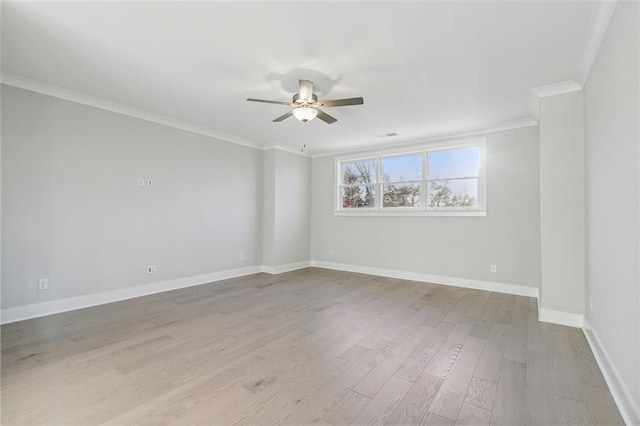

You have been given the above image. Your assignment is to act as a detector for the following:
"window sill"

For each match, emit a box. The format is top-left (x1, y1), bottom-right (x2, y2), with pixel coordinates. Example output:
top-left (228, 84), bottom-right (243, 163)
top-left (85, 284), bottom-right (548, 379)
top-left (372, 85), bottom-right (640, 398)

top-left (333, 210), bottom-right (487, 217)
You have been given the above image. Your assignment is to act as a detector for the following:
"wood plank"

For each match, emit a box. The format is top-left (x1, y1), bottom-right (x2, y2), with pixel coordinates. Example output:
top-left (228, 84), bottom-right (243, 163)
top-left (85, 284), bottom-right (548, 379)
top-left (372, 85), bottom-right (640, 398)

top-left (456, 403), bottom-right (491, 425)
top-left (385, 373), bottom-right (443, 425)
top-left (354, 335), bottom-right (423, 398)
top-left (582, 384), bottom-right (626, 426)
top-left (474, 323), bottom-right (509, 383)
top-left (351, 376), bottom-right (413, 426)
top-left (553, 395), bottom-right (591, 425)
top-left (423, 412), bottom-right (456, 425)
top-left (524, 349), bottom-right (558, 425)
top-left (428, 337), bottom-right (485, 420)
top-left (490, 359), bottom-right (526, 425)
top-left (394, 322), bottom-right (455, 382)
top-left (423, 341), bottom-right (463, 379)
top-left (567, 329), bottom-right (607, 389)
top-left (550, 330), bottom-right (583, 400)
top-left (464, 377), bottom-right (496, 411)
top-left (321, 388), bottom-right (371, 425)
top-left (338, 344), bottom-right (369, 363)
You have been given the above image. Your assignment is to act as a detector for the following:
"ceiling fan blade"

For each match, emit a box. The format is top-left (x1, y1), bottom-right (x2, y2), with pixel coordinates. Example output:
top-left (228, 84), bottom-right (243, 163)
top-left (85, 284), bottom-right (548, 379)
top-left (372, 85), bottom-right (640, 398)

top-left (298, 80), bottom-right (314, 101)
top-left (273, 111), bottom-right (293, 122)
top-left (247, 98), bottom-right (290, 105)
top-left (316, 109), bottom-right (337, 124)
top-left (318, 97), bottom-right (364, 107)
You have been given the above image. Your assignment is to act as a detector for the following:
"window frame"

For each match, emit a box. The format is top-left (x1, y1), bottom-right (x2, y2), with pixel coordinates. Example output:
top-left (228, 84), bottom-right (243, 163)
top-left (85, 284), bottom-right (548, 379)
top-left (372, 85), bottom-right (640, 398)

top-left (334, 137), bottom-right (487, 217)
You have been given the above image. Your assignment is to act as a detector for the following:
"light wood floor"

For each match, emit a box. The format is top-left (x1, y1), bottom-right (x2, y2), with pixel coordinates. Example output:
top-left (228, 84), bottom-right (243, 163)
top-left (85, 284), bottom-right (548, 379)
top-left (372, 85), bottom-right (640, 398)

top-left (1, 268), bottom-right (624, 425)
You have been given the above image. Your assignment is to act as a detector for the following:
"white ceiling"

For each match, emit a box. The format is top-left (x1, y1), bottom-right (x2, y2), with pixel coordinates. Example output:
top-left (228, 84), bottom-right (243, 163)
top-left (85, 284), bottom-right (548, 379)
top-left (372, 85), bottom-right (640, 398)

top-left (2, 1), bottom-right (600, 155)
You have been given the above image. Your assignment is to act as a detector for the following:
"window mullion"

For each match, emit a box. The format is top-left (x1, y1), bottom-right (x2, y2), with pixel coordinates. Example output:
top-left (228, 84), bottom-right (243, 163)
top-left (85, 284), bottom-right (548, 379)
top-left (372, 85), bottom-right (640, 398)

top-left (423, 151), bottom-right (428, 211)
top-left (377, 157), bottom-right (382, 211)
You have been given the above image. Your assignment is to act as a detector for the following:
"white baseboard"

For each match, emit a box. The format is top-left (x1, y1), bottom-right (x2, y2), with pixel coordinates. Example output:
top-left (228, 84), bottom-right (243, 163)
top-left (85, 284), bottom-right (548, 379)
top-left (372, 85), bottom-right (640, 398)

top-left (309, 260), bottom-right (539, 298)
top-left (1, 265), bottom-right (264, 324)
top-left (262, 261), bottom-right (312, 275)
top-left (583, 318), bottom-right (640, 426)
top-left (538, 308), bottom-right (584, 328)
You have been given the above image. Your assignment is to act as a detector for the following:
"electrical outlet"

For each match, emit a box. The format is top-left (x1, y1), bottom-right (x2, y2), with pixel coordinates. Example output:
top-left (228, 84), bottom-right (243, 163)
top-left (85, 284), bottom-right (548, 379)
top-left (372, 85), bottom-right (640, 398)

top-left (490, 265), bottom-right (497, 273)
top-left (240, 253), bottom-right (245, 261)
top-left (147, 179), bottom-right (153, 187)
top-left (38, 278), bottom-right (49, 291)
top-left (137, 177), bottom-right (145, 187)
top-left (147, 265), bottom-right (156, 274)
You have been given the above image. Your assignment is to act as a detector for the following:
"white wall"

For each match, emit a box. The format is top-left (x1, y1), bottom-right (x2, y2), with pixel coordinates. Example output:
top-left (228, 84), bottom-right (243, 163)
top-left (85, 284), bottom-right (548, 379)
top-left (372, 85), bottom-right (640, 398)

top-left (311, 126), bottom-right (541, 290)
top-left (262, 148), bottom-right (311, 269)
top-left (538, 90), bottom-right (585, 319)
top-left (2, 85), bottom-right (263, 309)
top-left (584, 1), bottom-right (639, 422)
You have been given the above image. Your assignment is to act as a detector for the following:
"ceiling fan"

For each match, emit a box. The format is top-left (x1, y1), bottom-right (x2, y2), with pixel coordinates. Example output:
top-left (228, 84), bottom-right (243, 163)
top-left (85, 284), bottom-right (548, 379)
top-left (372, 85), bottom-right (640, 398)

top-left (247, 80), bottom-right (364, 124)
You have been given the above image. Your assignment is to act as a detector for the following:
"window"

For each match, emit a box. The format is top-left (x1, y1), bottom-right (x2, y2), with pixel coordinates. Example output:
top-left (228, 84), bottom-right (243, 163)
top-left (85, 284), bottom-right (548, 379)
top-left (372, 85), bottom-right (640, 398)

top-left (339, 159), bottom-right (377, 209)
top-left (427, 146), bottom-right (480, 208)
top-left (336, 138), bottom-right (486, 216)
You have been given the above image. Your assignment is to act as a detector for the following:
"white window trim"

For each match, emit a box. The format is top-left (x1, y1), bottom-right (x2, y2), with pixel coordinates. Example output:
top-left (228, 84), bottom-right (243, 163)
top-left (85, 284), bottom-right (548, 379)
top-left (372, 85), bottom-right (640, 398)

top-left (334, 137), bottom-right (487, 217)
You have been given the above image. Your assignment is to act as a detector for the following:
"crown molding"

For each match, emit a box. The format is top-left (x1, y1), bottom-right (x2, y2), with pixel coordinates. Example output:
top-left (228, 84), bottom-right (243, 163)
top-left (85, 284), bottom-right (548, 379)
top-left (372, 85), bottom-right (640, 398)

top-left (262, 143), bottom-right (312, 158)
top-left (1, 72), bottom-right (262, 150)
top-left (574, 0), bottom-right (618, 86)
top-left (311, 118), bottom-right (538, 158)
top-left (531, 80), bottom-right (583, 98)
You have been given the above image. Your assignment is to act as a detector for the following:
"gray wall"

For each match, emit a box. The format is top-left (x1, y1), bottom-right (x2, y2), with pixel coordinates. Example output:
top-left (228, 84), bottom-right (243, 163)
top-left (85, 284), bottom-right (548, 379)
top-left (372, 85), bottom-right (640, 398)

top-left (584, 0), bottom-right (639, 417)
top-left (538, 90), bottom-right (585, 316)
top-left (262, 149), bottom-right (276, 266)
top-left (262, 148), bottom-right (311, 267)
top-left (2, 86), bottom-right (263, 309)
top-left (311, 126), bottom-right (541, 289)
top-left (273, 149), bottom-right (311, 266)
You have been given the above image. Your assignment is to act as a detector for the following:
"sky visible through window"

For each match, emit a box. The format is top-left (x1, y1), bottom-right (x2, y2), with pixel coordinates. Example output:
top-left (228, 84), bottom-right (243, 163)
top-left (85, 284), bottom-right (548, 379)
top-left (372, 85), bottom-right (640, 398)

top-left (380, 146), bottom-right (479, 181)
top-left (428, 146), bottom-right (479, 179)
top-left (383, 154), bottom-right (422, 182)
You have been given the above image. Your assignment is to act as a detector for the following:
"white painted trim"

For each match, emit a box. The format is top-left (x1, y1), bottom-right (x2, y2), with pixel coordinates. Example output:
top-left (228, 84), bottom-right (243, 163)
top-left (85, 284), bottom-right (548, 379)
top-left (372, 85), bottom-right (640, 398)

top-left (0, 72), bottom-right (262, 150)
top-left (262, 143), bottom-right (312, 158)
top-left (538, 307), bottom-right (584, 328)
top-left (575, 1), bottom-right (618, 86)
top-left (333, 210), bottom-right (487, 217)
top-left (531, 80), bottom-right (583, 98)
top-left (583, 318), bottom-right (640, 426)
top-left (310, 260), bottom-right (539, 298)
top-left (262, 261), bottom-right (312, 275)
top-left (311, 119), bottom-right (538, 158)
top-left (1, 265), bottom-right (263, 324)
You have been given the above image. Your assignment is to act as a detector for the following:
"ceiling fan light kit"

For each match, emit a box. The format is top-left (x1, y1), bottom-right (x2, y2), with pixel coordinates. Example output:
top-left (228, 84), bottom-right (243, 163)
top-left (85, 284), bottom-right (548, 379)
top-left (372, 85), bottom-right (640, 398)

top-left (292, 106), bottom-right (318, 123)
top-left (247, 79), bottom-right (364, 124)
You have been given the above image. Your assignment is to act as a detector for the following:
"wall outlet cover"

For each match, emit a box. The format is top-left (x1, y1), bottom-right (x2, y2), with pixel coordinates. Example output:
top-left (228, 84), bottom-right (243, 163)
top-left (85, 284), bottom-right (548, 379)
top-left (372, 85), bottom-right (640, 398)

top-left (38, 278), bottom-right (49, 291)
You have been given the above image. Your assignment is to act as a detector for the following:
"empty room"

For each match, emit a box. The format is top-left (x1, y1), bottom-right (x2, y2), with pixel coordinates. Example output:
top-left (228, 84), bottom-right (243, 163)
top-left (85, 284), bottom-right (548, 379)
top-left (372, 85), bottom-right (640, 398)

top-left (1, 1), bottom-right (639, 425)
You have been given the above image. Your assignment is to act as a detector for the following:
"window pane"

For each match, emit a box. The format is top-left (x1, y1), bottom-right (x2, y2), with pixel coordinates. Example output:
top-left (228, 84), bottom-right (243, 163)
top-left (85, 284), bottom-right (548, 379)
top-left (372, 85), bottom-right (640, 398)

top-left (428, 146), bottom-right (479, 179)
top-left (382, 154), bottom-right (422, 183)
top-left (342, 185), bottom-right (376, 208)
top-left (383, 183), bottom-right (421, 208)
top-left (341, 160), bottom-right (377, 184)
top-left (428, 179), bottom-right (478, 208)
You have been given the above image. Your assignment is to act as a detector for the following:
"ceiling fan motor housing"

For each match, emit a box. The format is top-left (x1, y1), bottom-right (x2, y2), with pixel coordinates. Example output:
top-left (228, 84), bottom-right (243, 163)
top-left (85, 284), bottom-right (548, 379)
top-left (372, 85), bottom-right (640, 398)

top-left (292, 93), bottom-right (318, 106)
